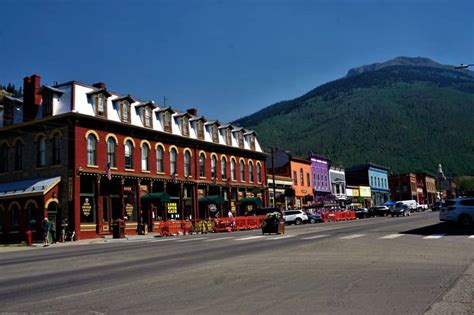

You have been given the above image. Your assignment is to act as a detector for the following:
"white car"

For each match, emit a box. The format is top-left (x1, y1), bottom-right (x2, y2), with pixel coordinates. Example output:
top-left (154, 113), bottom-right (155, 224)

top-left (439, 198), bottom-right (474, 226)
top-left (283, 210), bottom-right (308, 225)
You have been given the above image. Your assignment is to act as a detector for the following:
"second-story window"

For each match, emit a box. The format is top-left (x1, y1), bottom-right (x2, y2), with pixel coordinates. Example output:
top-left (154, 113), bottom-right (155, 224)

top-left (240, 160), bottom-right (245, 181)
top-left (163, 111), bottom-right (172, 132)
top-left (36, 136), bottom-right (46, 167)
top-left (221, 158), bottom-right (227, 180)
top-left (199, 154), bottom-right (206, 177)
top-left (170, 148), bottom-right (177, 175)
top-left (196, 121), bottom-right (204, 139)
top-left (231, 159), bottom-right (236, 180)
top-left (52, 134), bottom-right (61, 165)
top-left (14, 140), bottom-right (22, 171)
top-left (0, 143), bottom-right (8, 173)
top-left (257, 163), bottom-right (261, 183)
top-left (249, 161), bottom-right (254, 182)
top-left (141, 143), bottom-right (149, 171)
top-left (211, 155), bottom-right (217, 179)
top-left (300, 168), bottom-right (304, 186)
top-left (96, 94), bottom-right (106, 117)
top-left (184, 151), bottom-right (191, 177)
top-left (87, 134), bottom-right (97, 166)
top-left (125, 140), bottom-right (134, 169)
top-left (156, 146), bottom-right (164, 173)
top-left (293, 171), bottom-right (297, 185)
top-left (107, 137), bottom-right (116, 168)
top-left (121, 101), bottom-right (130, 123)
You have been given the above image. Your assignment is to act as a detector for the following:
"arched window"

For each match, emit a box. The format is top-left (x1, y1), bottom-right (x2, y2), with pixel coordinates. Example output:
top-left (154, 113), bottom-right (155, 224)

top-left (231, 159), bottom-right (236, 181)
top-left (240, 160), bottom-right (245, 181)
top-left (141, 143), bottom-right (150, 171)
top-left (26, 202), bottom-right (37, 230)
top-left (184, 151), bottom-right (191, 177)
top-left (14, 140), bottom-right (22, 171)
top-left (124, 140), bottom-right (134, 169)
top-left (211, 155), bottom-right (217, 179)
top-left (170, 148), bottom-right (177, 175)
top-left (36, 136), bottom-right (46, 167)
top-left (256, 163), bottom-right (262, 183)
top-left (199, 154), bottom-right (206, 178)
top-left (10, 203), bottom-right (19, 231)
top-left (87, 134), bottom-right (97, 166)
top-left (52, 134), bottom-right (61, 165)
top-left (300, 168), bottom-right (304, 186)
top-left (156, 146), bottom-right (164, 173)
top-left (107, 137), bottom-right (116, 167)
top-left (0, 143), bottom-right (8, 173)
top-left (249, 161), bottom-right (254, 182)
top-left (221, 157), bottom-right (227, 180)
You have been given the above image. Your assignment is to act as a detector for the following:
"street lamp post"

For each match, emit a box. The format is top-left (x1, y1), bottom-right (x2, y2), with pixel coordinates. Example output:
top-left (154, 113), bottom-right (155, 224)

top-left (271, 147), bottom-right (277, 207)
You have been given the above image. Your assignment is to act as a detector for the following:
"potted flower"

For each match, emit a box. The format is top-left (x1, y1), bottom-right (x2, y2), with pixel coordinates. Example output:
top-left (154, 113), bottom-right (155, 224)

top-left (261, 211), bottom-right (285, 235)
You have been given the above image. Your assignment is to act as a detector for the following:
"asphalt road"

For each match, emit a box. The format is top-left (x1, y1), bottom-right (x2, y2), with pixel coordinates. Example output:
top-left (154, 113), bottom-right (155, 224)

top-left (1, 212), bottom-right (473, 314)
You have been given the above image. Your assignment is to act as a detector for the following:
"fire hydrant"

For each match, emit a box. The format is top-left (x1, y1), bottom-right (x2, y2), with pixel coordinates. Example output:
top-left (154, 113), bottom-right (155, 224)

top-left (25, 230), bottom-right (33, 246)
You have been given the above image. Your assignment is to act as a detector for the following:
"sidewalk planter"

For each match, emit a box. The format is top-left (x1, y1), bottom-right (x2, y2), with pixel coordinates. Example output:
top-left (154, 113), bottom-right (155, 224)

top-left (261, 212), bottom-right (285, 235)
top-left (112, 219), bottom-right (125, 239)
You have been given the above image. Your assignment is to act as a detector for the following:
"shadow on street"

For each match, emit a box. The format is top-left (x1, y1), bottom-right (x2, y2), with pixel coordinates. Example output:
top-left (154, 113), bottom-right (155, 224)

top-left (401, 222), bottom-right (474, 236)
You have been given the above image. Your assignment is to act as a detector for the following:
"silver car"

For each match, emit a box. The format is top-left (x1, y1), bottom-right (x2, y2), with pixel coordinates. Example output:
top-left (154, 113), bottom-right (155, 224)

top-left (283, 210), bottom-right (308, 225)
top-left (439, 198), bottom-right (474, 226)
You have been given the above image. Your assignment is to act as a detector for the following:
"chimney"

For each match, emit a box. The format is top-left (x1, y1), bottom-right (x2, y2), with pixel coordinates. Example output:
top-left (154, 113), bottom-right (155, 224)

top-left (23, 74), bottom-right (42, 122)
top-left (92, 82), bottom-right (106, 89)
top-left (187, 108), bottom-right (197, 116)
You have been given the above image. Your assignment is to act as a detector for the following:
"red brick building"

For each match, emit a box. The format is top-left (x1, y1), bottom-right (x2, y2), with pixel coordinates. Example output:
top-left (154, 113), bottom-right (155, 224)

top-left (0, 74), bottom-right (268, 242)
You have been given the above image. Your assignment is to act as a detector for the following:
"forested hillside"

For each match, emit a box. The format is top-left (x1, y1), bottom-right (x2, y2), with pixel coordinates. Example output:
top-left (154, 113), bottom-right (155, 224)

top-left (234, 58), bottom-right (474, 176)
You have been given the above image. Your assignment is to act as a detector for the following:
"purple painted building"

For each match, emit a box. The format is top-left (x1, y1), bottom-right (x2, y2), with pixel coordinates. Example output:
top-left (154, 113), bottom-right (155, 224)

top-left (310, 153), bottom-right (332, 205)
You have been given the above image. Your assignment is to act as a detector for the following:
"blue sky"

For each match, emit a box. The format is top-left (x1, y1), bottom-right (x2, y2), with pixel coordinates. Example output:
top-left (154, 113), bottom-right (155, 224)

top-left (1, 0), bottom-right (473, 122)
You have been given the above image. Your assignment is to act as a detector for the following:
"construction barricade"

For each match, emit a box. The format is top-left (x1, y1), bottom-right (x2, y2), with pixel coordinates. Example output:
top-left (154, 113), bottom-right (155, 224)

top-left (212, 218), bottom-right (234, 232)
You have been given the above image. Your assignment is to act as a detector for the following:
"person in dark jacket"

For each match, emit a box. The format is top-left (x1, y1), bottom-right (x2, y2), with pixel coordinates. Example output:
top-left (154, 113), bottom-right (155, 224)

top-left (42, 218), bottom-right (50, 247)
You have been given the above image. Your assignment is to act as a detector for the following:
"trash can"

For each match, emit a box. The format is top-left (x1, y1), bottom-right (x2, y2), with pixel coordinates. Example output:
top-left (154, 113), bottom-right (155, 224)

top-left (113, 219), bottom-right (125, 239)
top-left (25, 230), bottom-right (33, 246)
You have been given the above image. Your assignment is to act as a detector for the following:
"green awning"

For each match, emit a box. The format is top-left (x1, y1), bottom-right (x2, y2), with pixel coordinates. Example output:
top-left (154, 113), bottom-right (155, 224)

top-left (239, 197), bottom-right (263, 206)
top-left (141, 192), bottom-right (171, 203)
top-left (198, 195), bottom-right (225, 204)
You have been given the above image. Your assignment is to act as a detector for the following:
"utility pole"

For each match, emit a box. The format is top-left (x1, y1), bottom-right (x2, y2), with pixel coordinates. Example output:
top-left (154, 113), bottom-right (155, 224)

top-left (271, 147), bottom-right (276, 207)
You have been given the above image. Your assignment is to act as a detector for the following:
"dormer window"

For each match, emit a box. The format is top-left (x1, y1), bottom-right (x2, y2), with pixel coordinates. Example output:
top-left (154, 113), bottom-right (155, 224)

top-left (143, 107), bottom-right (152, 128)
top-left (163, 111), bottom-right (172, 132)
top-left (238, 131), bottom-right (244, 149)
top-left (249, 134), bottom-right (256, 151)
top-left (121, 101), bottom-right (130, 123)
top-left (181, 116), bottom-right (189, 136)
top-left (42, 93), bottom-right (53, 117)
top-left (87, 88), bottom-right (111, 118)
top-left (196, 120), bottom-right (204, 140)
top-left (211, 125), bottom-right (219, 143)
top-left (97, 94), bottom-right (106, 116)
top-left (225, 128), bottom-right (232, 145)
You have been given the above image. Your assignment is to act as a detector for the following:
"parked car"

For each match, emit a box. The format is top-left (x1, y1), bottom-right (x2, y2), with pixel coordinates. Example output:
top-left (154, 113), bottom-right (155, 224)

top-left (283, 210), bottom-right (308, 225)
top-left (354, 207), bottom-right (369, 219)
top-left (417, 203), bottom-right (429, 211)
top-left (396, 200), bottom-right (418, 211)
top-left (432, 201), bottom-right (443, 211)
top-left (369, 206), bottom-right (390, 217)
top-left (439, 197), bottom-right (474, 226)
top-left (391, 203), bottom-right (411, 217)
top-left (302, 209), bottom-right (322, 223)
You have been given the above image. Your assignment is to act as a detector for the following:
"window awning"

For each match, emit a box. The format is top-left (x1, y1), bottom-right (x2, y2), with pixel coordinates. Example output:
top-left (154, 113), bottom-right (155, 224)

top-left (239, 197), bottom-right (263, 206)
top-left (0, 176), bottom-right (61, 199)
top-left (198, 195), bottom-right (225, 204)
top-left (141, 192), bottom-right (171, 203)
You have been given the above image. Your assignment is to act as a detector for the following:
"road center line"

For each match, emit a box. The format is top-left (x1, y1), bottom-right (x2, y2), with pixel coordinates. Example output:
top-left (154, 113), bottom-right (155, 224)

top-left (206, 237), bottom-right (235, 242)
top-left (380, 234), bottom-right (404, 239)
top-left (177, 237), bottom-right (208, 242)
top-left (339, 234), bottom-right (365, 240)
top-left (423, 234), bottom-right (446, 239)
top-left (235, 236), bottom-right (265, 241)
top-left (301, 235), bottom-right (331, 240)
top-left (266, 235), bottom-right (295, 240)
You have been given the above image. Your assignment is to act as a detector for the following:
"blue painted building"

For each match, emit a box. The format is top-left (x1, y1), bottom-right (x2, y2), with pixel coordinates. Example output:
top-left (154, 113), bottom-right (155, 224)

top-left (346, 163), bottom-right (391, 206)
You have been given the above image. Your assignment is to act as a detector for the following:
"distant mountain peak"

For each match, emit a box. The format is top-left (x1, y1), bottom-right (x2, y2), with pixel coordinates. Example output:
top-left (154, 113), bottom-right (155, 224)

top-left (346, 56), bottom-right (444, 77)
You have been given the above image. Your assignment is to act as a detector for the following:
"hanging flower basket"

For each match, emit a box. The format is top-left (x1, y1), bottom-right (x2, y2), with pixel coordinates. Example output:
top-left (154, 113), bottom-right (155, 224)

top-left (261, 212), bottom-right (285, 235)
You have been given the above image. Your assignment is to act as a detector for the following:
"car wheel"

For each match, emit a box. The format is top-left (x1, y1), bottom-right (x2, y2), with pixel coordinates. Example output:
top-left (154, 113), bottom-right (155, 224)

top-left (391, 214), bottom-right (394, 217)
top-left (458, 215), bottom-right (472, 227)
top-left (295, 218), bottom-right (302, 225)
top-left (407, 211), bottom-right (411, 216)
top-left (310, 218), bottom-right (315, 224)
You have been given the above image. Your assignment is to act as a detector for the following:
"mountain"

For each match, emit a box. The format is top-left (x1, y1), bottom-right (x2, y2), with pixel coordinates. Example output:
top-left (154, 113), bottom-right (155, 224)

top-left (233, 57), bottom-right (474, 176)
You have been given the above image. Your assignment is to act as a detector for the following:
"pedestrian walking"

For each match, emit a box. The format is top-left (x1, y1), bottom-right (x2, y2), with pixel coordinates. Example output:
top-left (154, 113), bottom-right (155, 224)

top-left (60, 219), bottom-right (68, 242)
top-left (42, 218), bottom-right (50, 247)
top-left (50, 221), bottom-right (57, 244)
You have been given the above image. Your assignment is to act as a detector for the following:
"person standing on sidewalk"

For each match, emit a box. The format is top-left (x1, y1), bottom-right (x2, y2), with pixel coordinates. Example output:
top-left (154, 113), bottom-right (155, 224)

top-left (50, 220), bottom-right (57, 244)
top-left (42, 218), bottom-right (50, 247)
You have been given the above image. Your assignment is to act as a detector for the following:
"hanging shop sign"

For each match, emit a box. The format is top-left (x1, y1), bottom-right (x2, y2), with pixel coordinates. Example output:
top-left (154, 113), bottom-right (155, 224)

top-left (125, 203), bottom-right (134, 217)
top-left (238, 191), bottom-right (244, 198)
top-left (198, 189), bottom-right (205, 198)
top-left (208, 204), bottom-right (217, 212)
top-left (82, 198), bottom-right (92, 217)
top-left (168, 203), bottom-right (178, 214)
